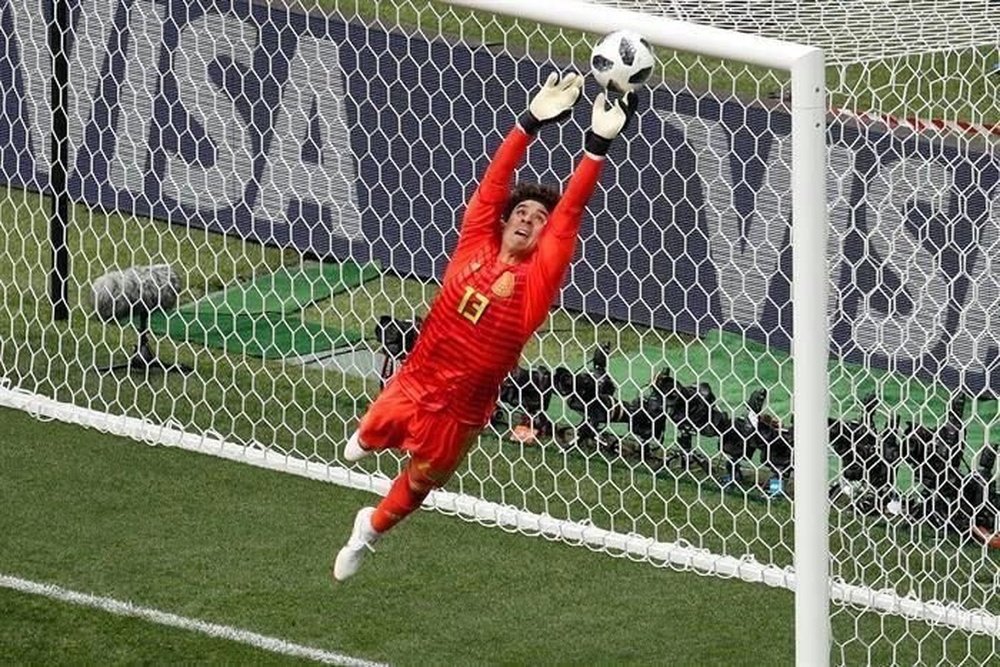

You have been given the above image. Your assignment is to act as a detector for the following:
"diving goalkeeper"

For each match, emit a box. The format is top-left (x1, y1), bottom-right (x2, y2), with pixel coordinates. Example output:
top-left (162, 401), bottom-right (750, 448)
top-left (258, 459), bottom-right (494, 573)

top-left (333, 72), bottom-right (638, 581)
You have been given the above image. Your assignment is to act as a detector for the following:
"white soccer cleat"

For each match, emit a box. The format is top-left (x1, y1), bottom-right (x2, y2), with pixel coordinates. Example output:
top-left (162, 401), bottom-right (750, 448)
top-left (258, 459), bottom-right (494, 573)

top-left (332, 507), bottom-right (380, 581)
top-left (343, 431), bottom-right (371, 462)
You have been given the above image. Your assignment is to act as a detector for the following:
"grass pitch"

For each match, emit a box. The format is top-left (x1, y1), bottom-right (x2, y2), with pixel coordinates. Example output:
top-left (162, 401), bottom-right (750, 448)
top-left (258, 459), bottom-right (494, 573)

top-left (4, 407), bottom-right (998, 665)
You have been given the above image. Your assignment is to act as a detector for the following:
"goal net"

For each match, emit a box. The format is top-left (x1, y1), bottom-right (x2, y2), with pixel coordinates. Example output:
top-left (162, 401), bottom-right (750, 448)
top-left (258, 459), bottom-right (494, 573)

top-left (599, 0), bottom-right (1000, 133)
top-left (0, 0), bottom-right (996, 662)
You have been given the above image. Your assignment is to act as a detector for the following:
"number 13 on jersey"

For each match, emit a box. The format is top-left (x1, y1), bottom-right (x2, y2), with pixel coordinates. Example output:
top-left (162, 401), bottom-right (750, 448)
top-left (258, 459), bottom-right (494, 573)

top-left (457, 285), bottom-right (490, 324)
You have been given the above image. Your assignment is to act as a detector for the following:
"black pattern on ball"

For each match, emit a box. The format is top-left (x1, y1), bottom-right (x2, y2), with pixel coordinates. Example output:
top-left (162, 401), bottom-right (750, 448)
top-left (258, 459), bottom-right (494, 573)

top-left (591, 54), bottom-right (614, 72)
top-left (618, 36), bottom-right (635, 66)
top-left (629, 66), bottom-right (652, 84)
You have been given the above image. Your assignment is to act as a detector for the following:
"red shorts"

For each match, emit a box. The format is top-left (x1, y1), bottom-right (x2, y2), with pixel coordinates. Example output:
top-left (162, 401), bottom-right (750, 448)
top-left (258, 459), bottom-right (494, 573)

top-left (356, 379), bottom-right (480, 487)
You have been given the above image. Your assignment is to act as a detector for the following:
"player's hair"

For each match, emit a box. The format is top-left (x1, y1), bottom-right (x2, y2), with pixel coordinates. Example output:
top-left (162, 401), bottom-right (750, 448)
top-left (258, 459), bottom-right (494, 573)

top-left (503, 182), bottom-right (560, 221)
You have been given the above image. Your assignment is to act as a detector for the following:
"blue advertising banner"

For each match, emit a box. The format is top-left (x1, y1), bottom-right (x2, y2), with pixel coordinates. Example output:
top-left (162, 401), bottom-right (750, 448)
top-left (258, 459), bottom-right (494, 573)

top-left (2, 0), bottom-right (1000, 392)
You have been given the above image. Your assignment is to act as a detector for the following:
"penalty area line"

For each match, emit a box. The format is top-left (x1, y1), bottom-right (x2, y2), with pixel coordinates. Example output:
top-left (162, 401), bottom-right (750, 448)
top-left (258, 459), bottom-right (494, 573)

top-left (0, 573), bottom-right (387, 667)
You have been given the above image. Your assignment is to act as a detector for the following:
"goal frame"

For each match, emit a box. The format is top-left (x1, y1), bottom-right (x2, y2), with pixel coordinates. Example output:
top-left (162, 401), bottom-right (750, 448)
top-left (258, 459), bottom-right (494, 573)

top-left (441, 0), bottom-right (831, 663)
top-left (0, 0), bottom-right (832, 661)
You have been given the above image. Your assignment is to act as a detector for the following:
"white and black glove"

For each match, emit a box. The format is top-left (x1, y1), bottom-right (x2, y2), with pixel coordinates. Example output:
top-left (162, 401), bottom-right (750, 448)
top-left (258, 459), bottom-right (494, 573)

top-left (585, 91), bottom-right (639, 157)
top-left (519, 71), bottom-right (584, 135)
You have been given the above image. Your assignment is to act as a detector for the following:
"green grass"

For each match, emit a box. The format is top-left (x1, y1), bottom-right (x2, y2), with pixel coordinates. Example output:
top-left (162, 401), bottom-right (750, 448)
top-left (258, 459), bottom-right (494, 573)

top-left (2, 407), bottom-right (997, 665)
top-left (0, 588), bottom-right (317, 666)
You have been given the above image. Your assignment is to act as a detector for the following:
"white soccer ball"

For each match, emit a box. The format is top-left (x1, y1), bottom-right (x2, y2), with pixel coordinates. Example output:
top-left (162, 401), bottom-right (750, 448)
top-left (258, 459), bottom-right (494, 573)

top-left (590, 30), bottom-right (655, 93)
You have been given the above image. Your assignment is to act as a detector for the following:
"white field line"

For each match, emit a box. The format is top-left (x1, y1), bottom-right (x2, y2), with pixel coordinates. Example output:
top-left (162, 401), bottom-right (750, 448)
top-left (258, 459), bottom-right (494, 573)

top-left (0, 574), bottom-right (388, 667)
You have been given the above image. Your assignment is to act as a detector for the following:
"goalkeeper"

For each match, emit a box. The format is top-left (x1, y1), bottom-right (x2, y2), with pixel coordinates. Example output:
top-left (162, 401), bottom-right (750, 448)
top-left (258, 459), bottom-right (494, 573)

top-left (333, 72), bottom-right (639, 581)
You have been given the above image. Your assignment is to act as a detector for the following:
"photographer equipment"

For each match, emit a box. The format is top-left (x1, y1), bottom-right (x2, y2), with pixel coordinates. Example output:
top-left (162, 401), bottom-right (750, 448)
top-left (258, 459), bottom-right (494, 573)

top-left (869, 392), bottom-right (999, 547)
top-left (561, 366), bottom-right (685, 467)
top-left (899, 393), bottom-right (1000, 545)
top-left (963, 445), bottom-right (1000, 547)
top-left (553, 343), bottom-right (616, 423)
top-left (545, 347), bottom-right (795, 483)
top-left (494, 365), bottom-right (555, 443)
top-left (827, 392), bottom-right (901, 514)
top-left (901, 393), bottom-right (968, 528)
top-left (721, 388), bottom-right (767, 485)
top-left (757, 412), bottom-right (794, 496)
top-left (658, 370), bottom-right (728, 474)
top-left (374, 315), bottom-right (421, 387)
top-left (552, 344), bottom-right (618, 452)
top-left (552, 346), bottom-right (679, 467)
top-left (609, 367), bottom-right (675, 463)
top-left (563, 360), bottom-right (733, 473)
top-left (91, 264), bottom-right (192, 373)
top-left (720, 388), bottom-right (794, 495)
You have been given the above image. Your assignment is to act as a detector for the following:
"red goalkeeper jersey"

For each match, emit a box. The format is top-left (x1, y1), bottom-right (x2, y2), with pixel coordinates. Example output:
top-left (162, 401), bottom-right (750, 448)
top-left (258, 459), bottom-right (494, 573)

top-left (392, 126), bottom-right (604, 425)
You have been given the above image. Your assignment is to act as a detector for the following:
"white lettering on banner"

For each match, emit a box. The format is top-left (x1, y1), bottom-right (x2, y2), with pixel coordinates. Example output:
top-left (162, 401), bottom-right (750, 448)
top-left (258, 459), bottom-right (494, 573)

top-left (826, 144), bottom-right (859, 325)
top-left (161, 11), bottom-right (256, 209)
top-left (675, 111), bottom-right (791, 327)
top-left (252, 35), bottom-right (363, 240)
top-left (69, 0), bottom-right (123, 174)
top-left (948, 190), bottom-right (1000, 372)
top-left (665, 108), bottom-right (857, 334)
top-left (12, 0), bottom-right (121, 178)
top-left (660, 113), bottom-right (856, 336)
top-left (855, 157), bottom-right (951, 361)
top-left (107, 0), bottom-right (166, 194)
top-left (10, 0), bottom-right (1000, 381)
top-left (662, 104), bottom-right (1000, 378)
top-left (11, 0), bottom-right (52, 176)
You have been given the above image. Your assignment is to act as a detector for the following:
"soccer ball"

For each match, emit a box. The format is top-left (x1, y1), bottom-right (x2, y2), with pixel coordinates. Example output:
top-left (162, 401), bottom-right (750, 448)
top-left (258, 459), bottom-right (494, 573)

top-left (590, 30), bottom-right (655, 93)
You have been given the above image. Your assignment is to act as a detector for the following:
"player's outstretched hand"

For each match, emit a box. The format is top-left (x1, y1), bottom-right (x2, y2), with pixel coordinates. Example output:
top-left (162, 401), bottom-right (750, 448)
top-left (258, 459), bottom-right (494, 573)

top-left (519, 71), bottom-right (584, 135)
top-left (585, 91), bottom-right (640, 157)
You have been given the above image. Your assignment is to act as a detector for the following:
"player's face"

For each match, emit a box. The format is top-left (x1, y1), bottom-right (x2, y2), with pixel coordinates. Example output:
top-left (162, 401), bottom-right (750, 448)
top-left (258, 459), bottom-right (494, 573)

top-left (501, 199), bottom-right (549, 258)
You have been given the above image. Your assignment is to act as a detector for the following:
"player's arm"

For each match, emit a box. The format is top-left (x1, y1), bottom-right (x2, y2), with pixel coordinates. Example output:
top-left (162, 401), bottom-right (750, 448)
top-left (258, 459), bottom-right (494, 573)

top-left (452, 73), bottom-right (584, 258)
top-left (451, 128), bottom-right (529, 258)
top-left (524, 92), bottom-right (639, 331)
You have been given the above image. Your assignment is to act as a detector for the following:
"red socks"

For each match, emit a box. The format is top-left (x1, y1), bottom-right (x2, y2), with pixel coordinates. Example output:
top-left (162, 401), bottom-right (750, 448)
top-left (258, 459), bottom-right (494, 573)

top-left (371, 469), bottom-right (430, 533)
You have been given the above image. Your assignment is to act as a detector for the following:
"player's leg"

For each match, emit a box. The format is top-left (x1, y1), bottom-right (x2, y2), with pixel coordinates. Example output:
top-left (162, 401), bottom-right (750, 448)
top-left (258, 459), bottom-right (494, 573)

top-left (369, 418), bottom-right (478, 534)
top-left (343, 431), bottom-right (368, 462)
top-left (343, 380), bottom-right (409, 462)
top-left (332, 464), bottom-right (435, 582)
top-left (334, 414), bottom-right (477, 581)
top-left (333, 384), bottom-right (416, 582)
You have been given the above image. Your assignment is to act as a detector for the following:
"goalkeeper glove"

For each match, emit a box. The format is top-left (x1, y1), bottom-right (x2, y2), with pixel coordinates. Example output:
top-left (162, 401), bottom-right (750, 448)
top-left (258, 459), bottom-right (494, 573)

top-left (585, 91), bottom-right (639, 157)
top-left (519, 71), bottom-right (584, 135)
